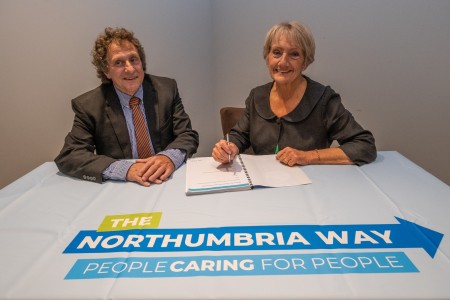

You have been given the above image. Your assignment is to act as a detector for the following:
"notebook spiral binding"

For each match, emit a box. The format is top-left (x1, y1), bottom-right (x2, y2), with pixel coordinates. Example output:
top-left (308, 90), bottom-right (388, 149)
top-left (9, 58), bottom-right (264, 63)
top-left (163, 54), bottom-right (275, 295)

top-left (238, 155), bottom-right (254, 189)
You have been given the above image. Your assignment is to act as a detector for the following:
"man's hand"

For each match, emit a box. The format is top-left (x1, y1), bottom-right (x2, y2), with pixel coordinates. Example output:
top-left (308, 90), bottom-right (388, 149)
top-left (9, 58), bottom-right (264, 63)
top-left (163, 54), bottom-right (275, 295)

top-left (126, 155), bottom-right (175, 186)
top-left (126, 162), bottom-right (151, 186)
top-left (137, 155), bottom-right (175, 183)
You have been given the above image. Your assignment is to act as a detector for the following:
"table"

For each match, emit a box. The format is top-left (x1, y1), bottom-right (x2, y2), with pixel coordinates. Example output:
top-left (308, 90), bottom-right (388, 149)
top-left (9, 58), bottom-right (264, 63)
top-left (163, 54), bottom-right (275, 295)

top-left (1, 151), bottom-right (449, 299)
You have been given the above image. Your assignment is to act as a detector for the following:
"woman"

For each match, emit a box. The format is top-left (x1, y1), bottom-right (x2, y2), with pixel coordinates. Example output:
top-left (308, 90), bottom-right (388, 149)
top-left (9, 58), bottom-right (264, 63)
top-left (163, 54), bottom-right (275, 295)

top-left (212, 21), bottom-right (376, 166)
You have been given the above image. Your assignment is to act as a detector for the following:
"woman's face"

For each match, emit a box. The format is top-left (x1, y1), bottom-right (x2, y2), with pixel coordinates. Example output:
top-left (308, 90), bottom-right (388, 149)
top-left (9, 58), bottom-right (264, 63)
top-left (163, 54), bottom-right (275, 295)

top-left (267, 34), bottom-right (305, 86)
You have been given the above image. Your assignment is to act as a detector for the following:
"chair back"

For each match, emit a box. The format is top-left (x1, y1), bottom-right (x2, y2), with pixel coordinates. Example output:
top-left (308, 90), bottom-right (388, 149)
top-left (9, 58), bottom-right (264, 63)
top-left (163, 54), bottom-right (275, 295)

top-left (219, 107), bottom-right (245, 136)
top-left (219, 107), bottom-right (254, 154)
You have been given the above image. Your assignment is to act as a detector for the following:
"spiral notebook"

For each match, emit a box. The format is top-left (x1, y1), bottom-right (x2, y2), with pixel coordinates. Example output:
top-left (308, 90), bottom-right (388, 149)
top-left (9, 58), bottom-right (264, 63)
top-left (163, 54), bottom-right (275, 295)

top-left (185, 154), bottom-right (311, 195)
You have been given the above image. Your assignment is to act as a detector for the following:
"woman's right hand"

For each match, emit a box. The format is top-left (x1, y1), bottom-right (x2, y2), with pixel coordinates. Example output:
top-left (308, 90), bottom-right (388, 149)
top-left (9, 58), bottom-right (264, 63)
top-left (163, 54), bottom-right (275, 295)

top-left (212, 139), bottom-right (239, 164)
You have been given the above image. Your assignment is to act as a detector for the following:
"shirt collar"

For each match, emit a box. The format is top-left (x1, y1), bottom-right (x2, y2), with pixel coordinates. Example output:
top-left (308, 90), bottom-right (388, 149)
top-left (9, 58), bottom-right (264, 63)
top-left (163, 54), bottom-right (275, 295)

top-left (255, 76), bottom-right (325, 122)
top-left (115, 85), bottom-right (144, 108)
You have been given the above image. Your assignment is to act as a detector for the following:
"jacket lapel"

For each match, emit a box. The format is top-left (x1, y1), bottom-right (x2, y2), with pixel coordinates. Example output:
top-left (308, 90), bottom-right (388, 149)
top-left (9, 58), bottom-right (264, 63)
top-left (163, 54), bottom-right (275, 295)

top-left (102, 84), bottom-right (133, 158)
top-left (142, 76), bottom-right (161, 153)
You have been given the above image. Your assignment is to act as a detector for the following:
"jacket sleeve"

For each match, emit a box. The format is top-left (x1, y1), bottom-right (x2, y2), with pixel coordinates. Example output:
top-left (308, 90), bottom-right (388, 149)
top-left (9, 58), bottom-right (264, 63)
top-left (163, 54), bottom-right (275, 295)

top-left (228, 90), bottom-right (253, 153)
top-left (323, 90), bottom-right (377, 165)
top-left (54, 98), bottom-right (117, 183)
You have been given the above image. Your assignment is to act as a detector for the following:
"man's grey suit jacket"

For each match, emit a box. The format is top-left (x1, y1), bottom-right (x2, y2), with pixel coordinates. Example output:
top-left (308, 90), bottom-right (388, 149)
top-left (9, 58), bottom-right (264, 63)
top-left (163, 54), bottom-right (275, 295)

top-left (55, 74), bottom-right (199, 183)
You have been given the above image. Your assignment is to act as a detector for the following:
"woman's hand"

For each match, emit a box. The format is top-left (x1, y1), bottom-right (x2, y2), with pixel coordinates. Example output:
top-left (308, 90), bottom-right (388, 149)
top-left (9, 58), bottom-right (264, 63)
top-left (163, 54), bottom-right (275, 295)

top-left (212, 139), bottom-right (239, 164)
top-left (276, 147), bottom-right (314, 166)
top-left (276, 147), bottom-right (352, 166)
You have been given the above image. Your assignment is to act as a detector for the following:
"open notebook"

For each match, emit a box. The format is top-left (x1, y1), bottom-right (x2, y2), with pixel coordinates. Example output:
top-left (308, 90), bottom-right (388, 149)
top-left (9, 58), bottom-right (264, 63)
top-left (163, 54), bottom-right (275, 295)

top-left (185, 154), bottom-right (311, 195)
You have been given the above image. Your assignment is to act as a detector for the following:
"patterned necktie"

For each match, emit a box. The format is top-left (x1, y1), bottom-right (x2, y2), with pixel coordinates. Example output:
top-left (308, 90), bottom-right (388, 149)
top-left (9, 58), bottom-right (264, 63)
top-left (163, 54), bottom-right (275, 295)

top-left (129, 97), bottom-right (153, 158)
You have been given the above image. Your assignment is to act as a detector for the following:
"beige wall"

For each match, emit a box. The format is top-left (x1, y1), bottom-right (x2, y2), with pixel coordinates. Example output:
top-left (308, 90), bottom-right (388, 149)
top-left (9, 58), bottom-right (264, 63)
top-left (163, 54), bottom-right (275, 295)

top-left (1, 0), bottom-right (449, 188)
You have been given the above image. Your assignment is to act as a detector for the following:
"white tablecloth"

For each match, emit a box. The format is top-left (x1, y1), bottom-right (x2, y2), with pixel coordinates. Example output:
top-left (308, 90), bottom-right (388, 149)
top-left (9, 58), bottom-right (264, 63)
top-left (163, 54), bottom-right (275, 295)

top-left (0, 151), bottom-right (449, 299)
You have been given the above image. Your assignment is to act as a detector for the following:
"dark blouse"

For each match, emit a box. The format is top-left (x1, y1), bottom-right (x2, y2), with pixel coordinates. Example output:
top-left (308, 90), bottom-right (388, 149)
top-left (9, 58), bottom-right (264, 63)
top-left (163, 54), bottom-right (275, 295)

top-left (229, 76), bottom-right (377, 165)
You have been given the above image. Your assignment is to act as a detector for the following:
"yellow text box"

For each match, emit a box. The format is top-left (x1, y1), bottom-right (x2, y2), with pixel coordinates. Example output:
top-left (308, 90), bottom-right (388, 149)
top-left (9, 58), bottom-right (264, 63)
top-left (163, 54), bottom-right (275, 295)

top-left (98, 212), bottom-right (162, 232)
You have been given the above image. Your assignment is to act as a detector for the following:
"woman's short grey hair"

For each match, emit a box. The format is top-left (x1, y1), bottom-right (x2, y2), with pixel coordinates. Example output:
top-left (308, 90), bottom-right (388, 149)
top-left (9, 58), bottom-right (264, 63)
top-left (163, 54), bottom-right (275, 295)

top-left (263, 21), bottom-right (315, 69)
top-left (91, 27), bottom-right (147, 83)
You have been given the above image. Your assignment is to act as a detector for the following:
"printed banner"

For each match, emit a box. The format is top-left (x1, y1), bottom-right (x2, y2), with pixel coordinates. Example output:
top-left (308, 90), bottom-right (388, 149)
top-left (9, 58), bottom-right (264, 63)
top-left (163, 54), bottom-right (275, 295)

top-left (64, 217), bottom-right (443, 258)
top-left (65, 252), bottom-right (418, 279)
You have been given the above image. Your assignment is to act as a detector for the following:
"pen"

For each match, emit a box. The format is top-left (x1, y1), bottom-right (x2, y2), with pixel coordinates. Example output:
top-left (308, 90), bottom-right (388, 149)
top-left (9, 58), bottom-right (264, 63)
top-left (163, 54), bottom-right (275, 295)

top-left (275, 144), bottom-right (279, 154)
top-left (226, 133), bottom-right (231, 163)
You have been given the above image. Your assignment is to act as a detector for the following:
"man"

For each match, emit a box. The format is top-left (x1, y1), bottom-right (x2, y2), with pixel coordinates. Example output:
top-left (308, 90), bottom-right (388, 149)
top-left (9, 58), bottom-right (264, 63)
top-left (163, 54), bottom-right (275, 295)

top-left (55, 27), bottom-right (199, 186)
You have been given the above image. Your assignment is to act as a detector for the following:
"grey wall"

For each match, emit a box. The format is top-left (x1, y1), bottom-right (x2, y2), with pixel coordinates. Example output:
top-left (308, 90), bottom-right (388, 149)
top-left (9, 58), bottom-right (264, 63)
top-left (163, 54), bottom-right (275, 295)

top-left (0, 0), bottom-right (215, 187)
top-left (1, 0), bottom-right (449, 188)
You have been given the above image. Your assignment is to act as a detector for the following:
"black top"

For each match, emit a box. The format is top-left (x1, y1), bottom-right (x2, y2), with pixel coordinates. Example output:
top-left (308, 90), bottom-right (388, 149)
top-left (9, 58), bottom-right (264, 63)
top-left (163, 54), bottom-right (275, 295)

top-left (229, 76), bottom-right (376, 165)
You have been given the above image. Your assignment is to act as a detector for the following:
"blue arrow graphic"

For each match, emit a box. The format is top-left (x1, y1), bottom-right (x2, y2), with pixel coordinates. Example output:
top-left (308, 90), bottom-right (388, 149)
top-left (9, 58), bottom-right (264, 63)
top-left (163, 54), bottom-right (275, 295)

top-left (64, 217), bottom-right (444, 258)
top-left (392, 217), bottom-right (444, 258)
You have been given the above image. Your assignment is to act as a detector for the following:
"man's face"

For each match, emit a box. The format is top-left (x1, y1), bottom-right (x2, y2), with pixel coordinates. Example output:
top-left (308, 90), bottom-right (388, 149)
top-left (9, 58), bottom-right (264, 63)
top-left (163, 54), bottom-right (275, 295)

top-left (104, 40), bottom-right (144, 96)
